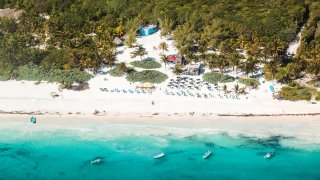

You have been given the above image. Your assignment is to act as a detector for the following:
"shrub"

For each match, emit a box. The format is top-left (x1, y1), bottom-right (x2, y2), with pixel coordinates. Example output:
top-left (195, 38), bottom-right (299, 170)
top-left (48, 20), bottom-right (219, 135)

top-left (126, 70), bottom-right (168, 83)
top-left (0, 76), bottom-right (9, 81)
top-left (306, 80), bottom-right (320, 88)
top-left (316, 93), bottom-right (320, 101)
top-left (203, 72), bottom-right (234, 84)
top-left (13, 63), bottom-right (92, 83)
top-left (109, 68), bottom-right (124, 77)
top-left (238, 78), bottom-right (261, 87)
top-left (109, 67), bottom-right (136, 77)
top-left (130, 60), bottom-right (161, 69)
top-left (278, 86), bottom-right (312, 101)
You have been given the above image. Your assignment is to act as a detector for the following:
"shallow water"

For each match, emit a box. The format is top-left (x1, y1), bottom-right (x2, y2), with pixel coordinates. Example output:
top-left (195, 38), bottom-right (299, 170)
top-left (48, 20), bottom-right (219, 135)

top-left (0, 122), bottom-right (320, 180)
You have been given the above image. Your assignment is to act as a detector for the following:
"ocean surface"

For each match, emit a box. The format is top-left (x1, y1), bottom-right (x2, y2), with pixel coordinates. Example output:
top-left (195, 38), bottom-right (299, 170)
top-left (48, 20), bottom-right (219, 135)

top-left (0, 121), bottom-right (320, 180)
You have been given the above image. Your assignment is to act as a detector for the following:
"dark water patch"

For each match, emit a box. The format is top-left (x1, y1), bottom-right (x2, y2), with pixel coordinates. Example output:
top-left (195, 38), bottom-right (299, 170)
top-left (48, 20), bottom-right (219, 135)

top-left (240, 135), bottom-right (292, 149)
top-left (15, 149), bottom-right (31, 157)
top-left (184, 135), bottom-right (197, 141)
top-left (153, 158), bottom-right (167, 165)
top-left (169, 150), bottom-right (183, 155)
top-left (204, 142), bottom-right (215, 148)
top-left (0, 147), bottom-right (12, 152)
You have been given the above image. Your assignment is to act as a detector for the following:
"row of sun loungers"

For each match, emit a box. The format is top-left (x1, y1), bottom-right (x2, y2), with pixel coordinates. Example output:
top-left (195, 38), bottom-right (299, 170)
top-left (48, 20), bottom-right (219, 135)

top-left (164, 90), bottom-right (240, 99)
top-left (100, 88), bottom-right (153, 94)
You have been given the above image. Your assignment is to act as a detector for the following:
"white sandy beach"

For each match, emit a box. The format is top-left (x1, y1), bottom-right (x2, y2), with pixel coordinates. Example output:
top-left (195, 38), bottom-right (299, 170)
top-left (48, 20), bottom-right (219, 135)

top-left (0, 31), bottom-right (319, 116)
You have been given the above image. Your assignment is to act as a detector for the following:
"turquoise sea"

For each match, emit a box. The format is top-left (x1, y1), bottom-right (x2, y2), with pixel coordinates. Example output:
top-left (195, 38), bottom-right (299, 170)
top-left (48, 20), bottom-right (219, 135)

top-left (0, 121), bottom-right (320, 180)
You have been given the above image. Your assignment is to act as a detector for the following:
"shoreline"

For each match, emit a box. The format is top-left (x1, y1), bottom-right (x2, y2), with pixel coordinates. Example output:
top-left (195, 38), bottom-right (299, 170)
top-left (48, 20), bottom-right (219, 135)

top-left (1, 109), bottom-right (320, 117)
top-left (1, 112), bottom-right (320, 149)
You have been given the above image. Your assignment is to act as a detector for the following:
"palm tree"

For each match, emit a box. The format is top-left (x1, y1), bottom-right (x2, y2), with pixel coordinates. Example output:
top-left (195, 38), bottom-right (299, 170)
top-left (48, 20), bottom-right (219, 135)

top-left (206, 54), bottom-right (218, 72)
top-left (265, 58), bottom-right (279, 81)
top-left (173, 64), bottom-right (183, 76)
top-left (280, 63), bottom-right (295, 83)
top-left (270, 38), bottom-right (285, 57)
top-left (159, 42), bottom-right (169, 54)
top-left (222, 84), bottom-right (228, 94)
top-left (233, 84), bottom-right (240, 94)
top-left (216, 54), bottom-right (229, 74)
top-left (130, 46), bottom-right (148, 61)
top-left (229, 52), bottom-right (244, 77)
top-left (125, 31), bottom-right (137, 47)
top-left (103, 49), bottom-right (116, 67)
top-left (305, 46), bottom-right (320, 80)
top-left (118, 62), bottom-right (127, 74)
top-left (241, 57), bottom-right (257, 78)
top-left (237, 35), bottom-right (247, 49)
top-left (160, 54), bottom-right (168, 69)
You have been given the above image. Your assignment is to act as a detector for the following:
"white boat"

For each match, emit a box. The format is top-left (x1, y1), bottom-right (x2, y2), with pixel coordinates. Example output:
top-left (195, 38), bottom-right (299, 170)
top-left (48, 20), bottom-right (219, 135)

top-left (202, 150), bottom-right (212, 159)
top-left (264, 152), bottom-right (274, 159)
top-left (153, 153), bottom-right (166, 159)
top-left (91, 158), bottom-right (103, 164)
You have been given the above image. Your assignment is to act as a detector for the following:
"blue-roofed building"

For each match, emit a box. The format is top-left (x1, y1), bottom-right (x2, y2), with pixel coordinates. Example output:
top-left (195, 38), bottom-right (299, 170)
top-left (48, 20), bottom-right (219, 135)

top-left (139, 25), bottom-right (158, 36)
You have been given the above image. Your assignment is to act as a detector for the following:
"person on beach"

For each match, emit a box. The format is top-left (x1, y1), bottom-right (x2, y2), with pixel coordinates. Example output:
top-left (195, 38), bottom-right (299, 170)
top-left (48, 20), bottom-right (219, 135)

top-left (152, 100), bottom-right (155, 105)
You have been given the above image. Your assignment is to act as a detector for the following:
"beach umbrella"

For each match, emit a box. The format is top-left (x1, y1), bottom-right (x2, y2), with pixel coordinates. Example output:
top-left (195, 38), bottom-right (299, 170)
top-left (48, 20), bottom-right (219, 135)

top-left (269, 85), bottom-right (275, 92)
top-left (30, 116), bottom-right (36, 124)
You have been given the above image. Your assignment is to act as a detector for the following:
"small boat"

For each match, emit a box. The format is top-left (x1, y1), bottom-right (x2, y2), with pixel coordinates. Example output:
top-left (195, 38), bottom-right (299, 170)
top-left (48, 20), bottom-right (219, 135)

top-left (153, 153), bottom-right (166, 159)
top-left (202, 150), bottom-right (212, 159)
top-left (264, 152), bottom-right (274, 159)
top-left (91, 158), bottom-right (103, 164)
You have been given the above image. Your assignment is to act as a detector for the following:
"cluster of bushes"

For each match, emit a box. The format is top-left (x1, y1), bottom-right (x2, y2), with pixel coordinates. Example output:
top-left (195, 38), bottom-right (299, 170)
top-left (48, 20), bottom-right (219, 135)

top-left (109, 67), bottom-right (136, 77)
top-left (278, 86), bottom-right (312, 101)
top-left (130, 60), bottom-right (161, 69)
top-left (126, 70), bottom-right (168, 84)
top-left (203, 72), bottom-right (234, 84)
top-left (306, 80), bottom-right (320, 88)
top-left (12, 63), bottom-right (92, 84)
top-left (316, 93), bottom-right (320, 102)
top-left (108, 68), bottom-right (125, 77)
top-left (0, 76), bottom-right (9, 81)
top-left (238, 78), bottom-right (261, 87)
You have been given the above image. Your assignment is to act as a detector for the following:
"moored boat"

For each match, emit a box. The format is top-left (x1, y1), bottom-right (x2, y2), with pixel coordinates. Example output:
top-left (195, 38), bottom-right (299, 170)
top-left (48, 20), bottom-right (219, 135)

top-left (91, 158), bottom-right (103, 164)
top-left (264, 152), bottom-right (274, 159)
top-left (153, 153), bottom-right (166, 159)
top-left (202, 150), bottom-right (212, 159)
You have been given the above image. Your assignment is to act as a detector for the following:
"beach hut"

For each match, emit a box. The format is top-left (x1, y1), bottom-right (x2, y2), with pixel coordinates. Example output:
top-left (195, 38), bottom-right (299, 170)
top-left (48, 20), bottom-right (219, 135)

top-left (167, 53), bottom-right (184, 64)
top-left (30, 116), bottom-right (36, 124)
top-left (185, 64), bottom-right (201, 76)
top-left (167, 55), bottom-right (176, 63)
top-left (113, 37), bottom-right (123, 46)
top-left (139, 25), bottom-right (158, 36)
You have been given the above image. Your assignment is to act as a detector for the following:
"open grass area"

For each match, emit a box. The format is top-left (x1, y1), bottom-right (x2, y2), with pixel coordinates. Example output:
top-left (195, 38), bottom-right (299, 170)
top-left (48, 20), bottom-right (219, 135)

top-left (126, 70), bottom-right (168, 83)
top-left (12, 63), bottom-right (92, 83)
top-left (203, 72), bottom-right (234, 84)
top-left (130, 60), bottom-right (161, 69)
top-left (238, 78), bottom-right (261, 87)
